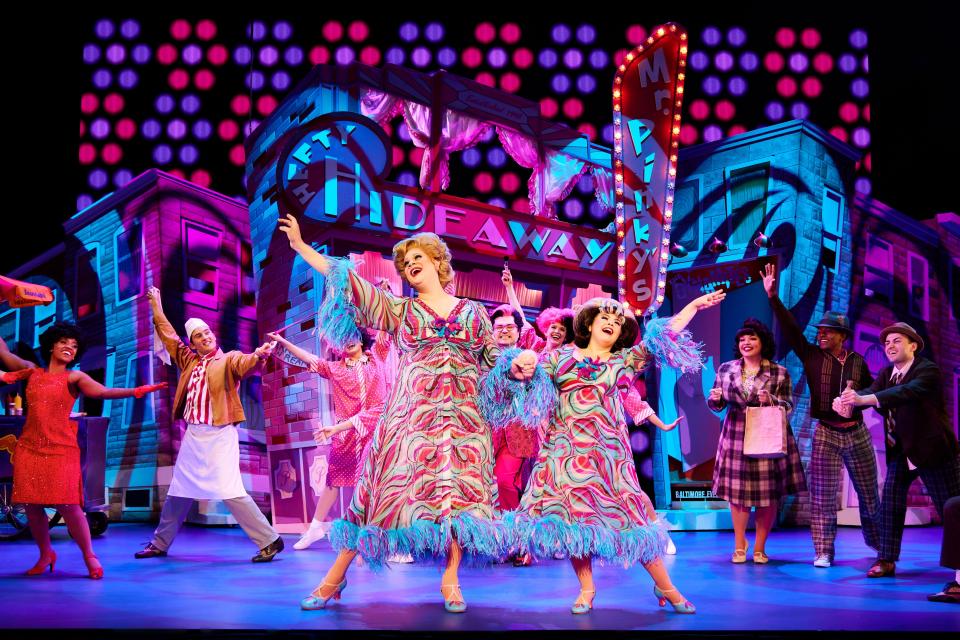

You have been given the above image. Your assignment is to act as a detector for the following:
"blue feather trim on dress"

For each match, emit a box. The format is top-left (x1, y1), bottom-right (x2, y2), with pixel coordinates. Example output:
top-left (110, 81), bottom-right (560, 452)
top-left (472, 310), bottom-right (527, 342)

top-left (316, 256), bottom-right (363, 352)
top-left (642, 316), bottom-right (705, 374)
top-left (478, 347), bottom-right (558, 431)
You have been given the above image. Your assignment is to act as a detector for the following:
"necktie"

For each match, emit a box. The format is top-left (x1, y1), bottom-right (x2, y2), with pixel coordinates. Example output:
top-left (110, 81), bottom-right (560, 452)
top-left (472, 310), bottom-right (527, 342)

top-left (885, 372), bottom-right (902, 448)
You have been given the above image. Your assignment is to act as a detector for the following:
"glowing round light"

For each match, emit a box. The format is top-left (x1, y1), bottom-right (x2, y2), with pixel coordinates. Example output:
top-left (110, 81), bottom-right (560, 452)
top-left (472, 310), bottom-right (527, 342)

top-left (679, 124), bottom-right (698, 145)
top-left (864, 152), bottom-right (872, 171)
top-left (229, 145), bottom-right (245, 166)
top-left (728, 125), bottom-right (747, 136)
top-left (81, 93), bottom-right (99, 114)
top-left (540, 97), bottom-right (558, 118)
top-left (266, 21), bottom-right (290, 42)
top-left (702, 27), bottom-right (721, 46)
top-left (855, 177), bottom-right (871, 195)
top-left (168, 69), bottom-right (189, 90)
top-left (157, 44), bottom-right (179, 65)
top-left (763, 52), bottom-right (784, 73)
top-left (602, 124), bottom-right (614, 143)
top-left (153, 145), bottom-right (172, 164)
top-left (776, 76), bottom-right (797, 97)
top-left (850, 29), bottom-right (868, 49)
top-left (791, 102), bottom-right (810, 119)
top-left (319, 20), bottom-right (342, 42)
top-left (765, 101), bottom-right (785, 121)
top-left (233, 46), bottom-right (251, 65)
top-left (801, 76), bottom-right (822, 98)
top-left (167, 170), bottom-right (185, 180)
top-left (178, 144), bottom-right (198, 165)
top-left (271, 71), bottom-right (291, 91)
top-left (182, 44), bottom-right (202, 65)
top-left (171, 19), bottom-right (191, 40)
top-left (715, 51), bottom-right (734, 71)
top-left (551, 24), bottom-right (571, 44)
top-left (435, 47), bottom-right (455, 67)
top-left (474, 172), bottom-right (494, 193)
top-left (838, 54), bottom-right (857, 73)
top-left (727, 27), bottom-right (747, 47)
top-left (196, 19), bottom-right (217, 41)
top-left (501, 23), bottom-right (521, 44)
top-left (739, 51), bottom-right (758, 72)
top-left (789, 52), bottom-right (808, 73)
top-left (257, 95), bottom-right (277, 116)
top-left (852, 127), bottom-right (870, 148)
top-left (863, 104), bottom-right (871, 121)
top-left (552, 74), bottom-right (571, 93)
top-left (247, 21), bottom-right (267, 41)
top-left (167, 119), bottom-right (187, 139)
top-left (687, 51), bottom-right (707, 71)
top-left (475, 22), bottom-right (495, 44)
top-left (775, 28), bottom-right (796, 48)
top-left (244, 120), bottom-right (259, 137)
top-left (155, 94), bottom-right (175, 113)
top-left (120, 19), bottom-right (140, 39)
top-left (512, 198), bottom-right (529, 212)
top-left (245, 71), bottom-right (265, 90)
top-left (511, 48), bottom-right (533, 69)
top-left (285, 46), bottom-right (304, 66)
top-left (475, 72), bottom-right (495, 87)
top-left (384, 47), bottom-right (403, 65)
top-left (230, 95), bottom-right (250, 116)
top-left (800, 28), bottom-right (821, 49)
top-left (412, 47), bottom-right (431, 67)
top-left (113, 169), bottom-right (133, 187)
top-left (576, 174), bottom-right (593, 194)
top-left (95, 20), bottom-right (114, 39)
top-left (578, 123), bottom-right (596, 140)
top-left (142, 119), bottom-right (161, 139)
top-left (397, 122), bottom-right (412, 142)
top-left (704, 125), bottom-right (723, 142)
top-left (187, 170), bottom-right (209, 188)
top-left (462, 148), bottom-right (481, 168)
top-left (728, 76), bottom-right (748, 96)
top-left (575, 24), bottom-right (596, 44)
top-left (103, 93), bottom-right (124, 114)
top-left (218, 119), bottom-right (239, 140)
top-left (689, 99), bottom-right (709, 120)
top-left (589, 50), bottom-right (608, 69)
top-left (576, 74), bottom-right (596, 93)
top-left (79, 143), bottom-right (96, 164)
top-left (83, 44), bottom-right (101, 64)
top-left (486, 148), bottom-right (508, 168)
top-left (119, 70), bottom-right (139, 89)
top-left (333, 46), bottom-right (353, 64)
top-left (862, 55), bottom-right (870, 73)
top-left (77, 194), bottom-right (94, 211)
top-left (562, 97), bottom-right (583, 119)
top-left (811, 52), bottom-right (833, 74)
top-left (192, 120), bottom-right (212, 140)
top-left (702, 76), bottom-right (722, 95)
top-left (851, 78), bottom-right (870, 98)
top-left (501, 72), bottom-right (521, 92)
top-left (539, 49), bottom-right (558, 68)
top-left (93, 69), bottom-right (112, 88)
top-left (400, 22), bottom-right (423, 43)
top-left (564, 199), bottom-right (583, 219)
top-left (102, 143), bottom-right (122, 165)
top-left (181, 94), bottom-right (200, 114)
top-left (488, 198), bottom-right (507, 209)
top-left (132, 44), bottom-right (151, 64)
top-left (489, 48), bottom-right (508, 68)
top-left (89, 169), bottom-right (109, 189)
top-left (259, 46), bottom-right (279, 66)
top-left (564, 49), bottom-right (583, 69)
top-left (829, 126), bottom-right (848, 143)
top-left (715, 100), bottom-right (735, 121)
top-left (194, 69), bottom-right (215, 90)
top-left (462, 47), bottom-right (482, 68)
top-left (626, 25), bottom-right (646, 46)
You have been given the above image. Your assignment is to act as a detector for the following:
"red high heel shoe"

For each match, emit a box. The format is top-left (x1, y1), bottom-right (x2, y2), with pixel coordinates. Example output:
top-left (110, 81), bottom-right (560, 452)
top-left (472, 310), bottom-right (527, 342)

top-left (25, 550), bottom-right (57, 575)
top-left (84, 555), bottom-right (103, 580)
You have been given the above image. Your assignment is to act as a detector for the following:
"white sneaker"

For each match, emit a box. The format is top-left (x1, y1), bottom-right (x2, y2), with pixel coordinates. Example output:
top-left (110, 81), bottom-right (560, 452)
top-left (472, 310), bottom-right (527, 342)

top-left (388, 553), bottom-right (413, 563)
top-left (665, 535), bottom-right (677, 555)
top-left (813, 555), bottom-right (832, 568)
top-left (293, 521), bottom-right (330, 550)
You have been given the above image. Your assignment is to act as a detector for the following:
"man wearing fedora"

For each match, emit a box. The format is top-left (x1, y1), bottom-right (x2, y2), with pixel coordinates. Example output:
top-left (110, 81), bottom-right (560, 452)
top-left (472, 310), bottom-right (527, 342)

top-left (763, 264), bottom-right (879, 568)
top-left (134, 286), bottom-right (285, 563)
top-left (841, 322), bottom-right (960, 578)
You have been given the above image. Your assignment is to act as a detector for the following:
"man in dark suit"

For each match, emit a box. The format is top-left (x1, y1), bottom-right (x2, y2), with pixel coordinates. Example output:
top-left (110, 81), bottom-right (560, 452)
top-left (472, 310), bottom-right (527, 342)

top-left (841, 322), bottom-right (960, 578)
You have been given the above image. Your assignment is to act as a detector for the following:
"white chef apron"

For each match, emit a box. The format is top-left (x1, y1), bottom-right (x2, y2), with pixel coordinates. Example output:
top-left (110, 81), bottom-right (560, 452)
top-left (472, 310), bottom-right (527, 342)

top-left (167, 423), bottom-right (247, 499)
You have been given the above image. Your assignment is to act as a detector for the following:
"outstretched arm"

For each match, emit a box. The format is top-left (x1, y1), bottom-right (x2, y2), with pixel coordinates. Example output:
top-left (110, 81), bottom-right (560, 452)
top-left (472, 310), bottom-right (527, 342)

top-left (277, 214), bottom-right (330, 275)
top-left (70, 371), bottom-right (166, 400)
top-left (501, 265), bottom-right (532, 329)
top-left (0, 336), bottom-right (35, 371)
top-left (669, 290), bottom-right (726, 333)
top-left (266, 332), bottom-right (319, 370)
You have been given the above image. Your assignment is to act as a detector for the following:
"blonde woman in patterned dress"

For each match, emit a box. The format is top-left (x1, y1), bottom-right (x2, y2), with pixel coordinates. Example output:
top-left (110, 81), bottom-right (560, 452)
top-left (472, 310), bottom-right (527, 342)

top-left (277, 215), bottom-right (541, 613)
top-left (490, 292), bottom-right (723, 615)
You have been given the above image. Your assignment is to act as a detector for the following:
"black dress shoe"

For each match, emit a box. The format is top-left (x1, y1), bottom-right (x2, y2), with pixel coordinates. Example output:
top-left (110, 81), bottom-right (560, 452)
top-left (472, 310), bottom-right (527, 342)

top-left (252, 536), bottom-right (284, 563)
top-left (134, 542), bottom-right (168, 559)
top-left (867, 559), bottom-right (896, 578)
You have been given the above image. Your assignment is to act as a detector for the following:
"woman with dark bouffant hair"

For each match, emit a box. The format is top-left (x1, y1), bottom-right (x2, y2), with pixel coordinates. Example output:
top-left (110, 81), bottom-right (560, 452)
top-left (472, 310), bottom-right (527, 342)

top-left (708, 318), bottom-right (806, 565)
top-left (0, 321), bottom-right (165, 579)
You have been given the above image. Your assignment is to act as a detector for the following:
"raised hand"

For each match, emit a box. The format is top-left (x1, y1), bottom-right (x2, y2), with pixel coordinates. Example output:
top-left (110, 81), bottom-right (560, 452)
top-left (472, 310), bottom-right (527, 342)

top-left (147, 286), bottom-right (163, 311)
top-left (254, 341), bottom-right (277, 360)
top-left (277, 214), bottom-right (304, 249)
top-left (501, 265), bottom-right (513, 287)
top-left (133, 382), bottom-right (168, 398)
top-left (693, 289), bottom-right (726, 310)
top-left (760, 263), bottom-right (777, 299)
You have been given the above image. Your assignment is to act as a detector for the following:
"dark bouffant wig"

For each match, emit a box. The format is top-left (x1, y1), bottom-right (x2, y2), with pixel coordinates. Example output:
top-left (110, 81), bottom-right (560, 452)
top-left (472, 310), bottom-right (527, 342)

top-left (733, 318), bottom-right (776, 360)
top-left (490, 304), bottom-right (523, 331)
top-left (39, 321), bottom-right (86, 365)
top-left (573, 298), bottom-right (640, 352)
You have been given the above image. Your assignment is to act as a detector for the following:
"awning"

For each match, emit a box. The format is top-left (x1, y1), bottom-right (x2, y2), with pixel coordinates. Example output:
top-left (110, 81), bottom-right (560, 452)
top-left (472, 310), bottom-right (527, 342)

top-left (0, 275), bottom-right (54, 308)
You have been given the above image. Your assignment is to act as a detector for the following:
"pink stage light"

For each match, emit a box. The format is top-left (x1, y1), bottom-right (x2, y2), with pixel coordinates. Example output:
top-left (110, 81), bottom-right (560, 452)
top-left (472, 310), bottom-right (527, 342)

top-left (196, 19), bottom-right (217, 41)
top-left (625, 25), bottom-right (646, 46)
top-left (864, 152), bottom-right (872, 171)
top-left (513, 48), bottom-right (533, 69)
top-left (577, 123), bottom-right (596, 140)
top-left (229, 145), bottom-right (245, 166)
top-left (360, 47), bottom-right (381, 65)
top-left (102, 143), bottom-right (122, 165)
top-left (310, 46), bottom-right (330, 64)
top-left (500, 72), bottom-right (521, 92)
top-left (475, 22), bottom-right (496, 44)
top-left (679, 124), bottom-right (698, 145)
top-left (157, 44), bottom-right (178, 65)
top-left (801, 77), bottom-right (822, 98)
top-left (813, 52), bottom-right (833, 73)
top-left (207, 45), bottom-right (228, 66)
top-left (116, 118), bottom-right (136, 139)
top-left (168, 69), bottom-right (189, 90)
top-left (764, 52), bottom-right (784, 73)
top-left (613, 49), bottom-right (627, 66)
top-left (257, 95), bottom-right (278, 116)
top-left (776, 76), bottom-right (797, 98)
top-left (230, 95), bottom-right (251, 116)
top-left (190, 169), bottom-right (211, 187)
top-left (801, 28), bottom-right (821, 49)
top-left (79, 143), bottom-right (96, 164)
top-left (863, 104), bottom-right (871, 121)
top-left (323, 21), bottom-right (343, 41)
top-left (409, 148), bottom-right (424, 166)
top-left (167, 169), bottom-right (185, 179)
top-left (500, 172), bottom-right (520, 193)
top-left (512, 198), bottom-right (528, 212)
top-left (195, 69), bottom-right (215, 90)
top-left (392, 147), bottom-right (405, 168)
top-left (715, 100), bottom-right (735, 121)
top-left (462, 47), bottom-right (482, 68)
top-left (80, 93), bottom-right (99, 114)
top-left (218, 119), bottom-right (239, 140)
top-left (475, 72), bottom-right (495, 87)
top-left (829, 126), bottom-right (848, 143)
top-left (775, 27), bottom-right (796, 48)
top-left (501, 23), bottom-right (521, 44)
top-left (349, 21), bottom-right (369, 42)
top-left (474, 172), bottom-right (494, 193)
top-left (170, 19), bottom-right (191, 41)
top-left (728, 124), bottom-right (747, 136)
top-left (540, 97), bottom-right (558, 118)
top-left (79, 120), bottom-right (86, 137)
top-left (689, 99), bottom-right (709, 120)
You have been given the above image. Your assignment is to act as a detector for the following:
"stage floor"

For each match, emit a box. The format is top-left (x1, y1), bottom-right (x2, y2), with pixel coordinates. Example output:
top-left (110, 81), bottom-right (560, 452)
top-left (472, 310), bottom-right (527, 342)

top-left (2, 521), bottom-right (956, 634)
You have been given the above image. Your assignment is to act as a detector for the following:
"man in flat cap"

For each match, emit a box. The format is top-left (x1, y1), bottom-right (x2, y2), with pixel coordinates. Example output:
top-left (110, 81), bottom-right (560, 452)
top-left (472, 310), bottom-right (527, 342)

top-left (841, 322), bottom-right (960, 578)
top-left (763, 264), bottom-right (879, 568)
top-left (135, 286), bottom-right (284, 563)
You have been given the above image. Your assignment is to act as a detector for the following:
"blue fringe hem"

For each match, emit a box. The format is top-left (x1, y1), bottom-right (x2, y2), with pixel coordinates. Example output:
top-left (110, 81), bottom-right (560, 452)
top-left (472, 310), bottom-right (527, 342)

top-left (316, 256), bottom-right (362, 352)
top-left (479, 347), bottom-right (558, 431)
top-left (504, 512), bottom-right (668, 568)
top-left (329, 512), bottom-right (511, 572)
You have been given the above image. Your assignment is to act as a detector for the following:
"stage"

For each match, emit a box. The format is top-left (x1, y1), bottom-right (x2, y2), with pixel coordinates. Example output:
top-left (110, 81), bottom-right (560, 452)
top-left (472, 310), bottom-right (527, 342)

top-left (3, 522), bottom-right (956, 635)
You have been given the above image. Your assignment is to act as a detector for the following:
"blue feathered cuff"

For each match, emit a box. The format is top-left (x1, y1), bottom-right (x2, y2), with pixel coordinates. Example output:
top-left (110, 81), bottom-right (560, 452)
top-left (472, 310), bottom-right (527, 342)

top-left (642, 316), bottom-right (705, 374)
top-left (315, 256), bottom-right (363, 352)
top-left (479, 346), bottom-right (557, 431)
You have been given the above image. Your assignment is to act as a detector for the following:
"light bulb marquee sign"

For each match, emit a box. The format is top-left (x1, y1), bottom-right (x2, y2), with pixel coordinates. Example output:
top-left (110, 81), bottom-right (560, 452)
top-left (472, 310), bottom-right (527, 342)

top-left (613, 23), bottom-right (688, 316)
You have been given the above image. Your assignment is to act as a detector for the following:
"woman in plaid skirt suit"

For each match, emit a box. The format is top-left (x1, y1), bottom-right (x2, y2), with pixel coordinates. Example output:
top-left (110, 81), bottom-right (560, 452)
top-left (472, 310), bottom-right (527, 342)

top-left (707, 319), bottom-right (806, 564)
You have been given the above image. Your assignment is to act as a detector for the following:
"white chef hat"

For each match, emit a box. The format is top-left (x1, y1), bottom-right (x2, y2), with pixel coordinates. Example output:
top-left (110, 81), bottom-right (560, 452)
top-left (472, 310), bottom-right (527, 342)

top-left (184, 318), bottom-right (211, 341)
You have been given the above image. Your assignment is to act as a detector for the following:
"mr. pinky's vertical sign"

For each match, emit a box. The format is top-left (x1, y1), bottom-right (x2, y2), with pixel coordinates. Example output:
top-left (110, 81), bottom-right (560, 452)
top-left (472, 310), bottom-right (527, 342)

top-left (613, 23), bottom-right (688, 316)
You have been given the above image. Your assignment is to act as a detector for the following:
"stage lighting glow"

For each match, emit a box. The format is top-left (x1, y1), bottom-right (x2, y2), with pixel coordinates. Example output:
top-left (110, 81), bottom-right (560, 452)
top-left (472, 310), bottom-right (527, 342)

top-left (349, 21), bottom-right (369, 42)
top-left (851, 78), bottom-right (869, 98)
top-left (813, 52), bottom-right (833, 73)
top-left (117, 69), bottom-right (137, 89)
top-left (502, 23), bottom-right (521, 44)
top-left (181, 94), bottom-right (200, 114)
top-left (578, 122), bottom-right (596, 139)
top-left (93, 69), bottom-right (111, 89)
top-left (602, 124), bottom-right (614, 143)
top-left (765, 101), bottom-right (785, 121)
top-left (838, 54), bottom-right (857, 73)
top-left (564, 199), bottom-right (583, 219)
top-left (500, 172), bottom-right (519, 194)
top-left (852, 127), bottom-right (870, 148)
top-left (625, 25), bottom-right (646, 46)
top-left (462, 47), bottom-right (482, 68)
top-left (81, 93), bottom-right (99, 114)
top-left (79, 143), bottom-right (96, 164)
top-left (102, 143), bottom-right (122, 165)
top-left (230, 95), bottom-right (250, 116)
top-left (702, 76), bottom-right (722, 95)
top-left (153, 145), bottom-right (172, 164)
top-left (789, 52), bottom-right (808, 73)
top-left (715, 51), bottom-right (734, 71)
top-left (360, 47), bottom-right (381, 66)
top-left (801, 77), bottom-right (822, 98)
top-left (855, 177), bottom-right (871, 194)
top-left (168, 119), bottom-right (187, 140)
top-left (728, 76), bottom-right (747, 96)
top-left (335, 47), bottom-right (355, 64)
top-left (563, 97), bottom-right (583, 119)
top-left (551, 24), bottom-right (571, 44)
top-left (576, 174), bottom-right (593, 194)
top-left (462, 148), bottom-right (481, 168)
top-left (512, 47), bottom-right (533, 69)
top-left (83, 44), bottom-right (100, 64)
top-left (218, 120), bottom-right (239, 140)
top-left (689, 51), bottom-right (709, 71)
top-left (180, 44), bottom-right (200, 65)
top-left (564, 49), bottom-right (583, 69)
top-left (197, 19), bottom-right (217, 41)
top-left (864, 152), bottom-right (871, 171)
top-left (385, 48), bottom-right (403, 65)
top-left (179, 145), bottom-right (198, 164)
top-left (704, 125), bottom-right (723, 142)
top-left (699, 27), bottom-right (719, 46)
top-left (715, 100), bottom-right (735, 121)
top-left (156, 94), bottom-right (175, 113)
top-left (80, 120), bottom-right (85, 137)
top-left (77, 195), bottom-right (93, 210)
top-left (763, 52), bottom-right (784, 73)
top-left (192, 120), bottom-right (212, 140)
top-left (120, 19), bottom-right (139, 39)
top-left (775, 27), bottom-right (796, 48)
top-left (488, 197), bottom-right (507, 208)
top-left (396, 171), bottom-right (416, 187)
top-left (540, 97), bottom-right (558, 118)
top-left (489, 48), bottom-right (508, 68)
top-left (727, 27), bottom-right (746, 47)
top-left (143, 119), bottom-right (161, 139)
top-left (171, 19), bottom-right (191, 40)
top-left (791, 102), bottom-right (810, 119)
top-left (104, 93), bottom-right (124, 114)
top-left (739, 51), bottom-right (758, 72)
top-left (245, 71), bottom-right (265, 90)
top-left (573, 24), bottom-right (594, 45)
top-left (689, 99), bottom-right (709, 120)
top-left (132, 45), bottom-right (151, 64)
top-left (194, 69), bottom-right (214, 90)
top-left (260, 46), bottom-right (279, 66)
top-left (248, 21), bottom-right (267, 41)
top-left (475, 23), bottom-right (495, 44)
top-left (576, 74), bottom-right (596, 93)
top-left (728, 124), bottom-right (747, 136)
top-left (862, 55), bottom-right (869, 73)
top-left (114, 169), bottom-right (133, 187)
top-left (413, 47), bottom-right (431, 67)
top-left (323, 21), bottom-right (344, 41)
top-left (271, 71), bottom-right (290, 91)
top-left (397, 123), bottom-right (411, 142)
top-left (776, 76), bottom-right (797, 97)
top-left (800, 28), bottom-right (821, 49)
top-left (539, 49), bottom-right (558, 68)
top-left (257, 95), bottom-right (277, 116)
top-left (95, 20), bottom-right (114, 39)
top-left (285, 46), bottom-right (303, 66)
top-left (233, 46), bottom-right (251, 65)
top-left (863, 104), bottom-right (870, 121)
top-left (168, 69), bottom-right (189, 90)
top-left (425, 23), bottom-right (444, 42)
top-left (190, 169), bottom-right (211, 187)
top-left (829, 126), bottom-right (848, 142)
top-left (589, 49), bottom-right (608, 69)
top-left (229, 144), bottom-right (245, 166)
top-left (501, 72), bottom-right (521, 92)
top-left (849, 29), bottom-right (868, 49)
top-left (476, 72), bottom-right (495, 87)
top-left (552, 74), bottom-right (571, 93)
top-left (274, 21), bottom-right (292, 41)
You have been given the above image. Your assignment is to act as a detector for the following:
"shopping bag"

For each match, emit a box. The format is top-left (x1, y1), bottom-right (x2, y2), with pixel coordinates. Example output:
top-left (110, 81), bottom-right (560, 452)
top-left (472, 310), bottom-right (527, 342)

top-left (744, 404), bottom-right (787, 458)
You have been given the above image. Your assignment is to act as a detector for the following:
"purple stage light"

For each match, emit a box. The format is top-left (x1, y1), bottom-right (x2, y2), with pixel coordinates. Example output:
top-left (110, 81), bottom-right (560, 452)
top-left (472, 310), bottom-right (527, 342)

top-left (576, 174), bottom-right (593, 194)
top-left (715, 51), bottom-right (734, 72)
top-left (397, 122), bottom-right (412, 142)
top-left (399, 22), bottom-right (418, 42)
top-left (855, 177), bottom-right (871, 194)
top-left (248, 21), bottom-right (267, 41)
top-left (577, 74), bottom-right (596, 93)
top-left (602, 124), bottom-right (614, 142)
top-left (704, 125), bottom-right (723, 142)
top-left (539, 49), bottom-right (558, 68)
top-left (789, 52), bottom-right (808, 73)
top-left (89, 169), bottom-right (108, 189)
top-left (425, 23), bottom-right (444, 42)
top-left (259, 46), bottom-right (278, 66)
top-left (95, 19), bottom-right (114, 39)
top-left (274, 22), bottom-right (292, 41)
top-left (243, 120), bottom-right (259, 137)
top-left (245, 71), bottom-right (265, 90)
top-left (577, 24), bottom-right (596, 44)
top-left (181, 95), bottom-right (201, 114)
top-left (91, 118), bottom-right (110, 139)
top-left (702, 26), bottom-right (721, 46)
top-left (552, 24), bottom-right (571, 44)
top-left (83, 44), bottom-right (100, 64)
top-left (487, 148), bottom-right (507, 167)
top-left (690, 51), bottom-right (709, 70)
top-left (168, 119), bottom-right (187, 140)
top-left (739, 51), bottom-right (758, 72)
top-left (397, 171), bottom-right (416, 187)
top-left (385, 48), bottom-right (404, 64)
top-left (119, 70), bottom-right (138, 89)
top-left (155, 94), bottom-right (175, 114)
top-left (120, 19), bottom-right (139, 39)
top-left (438, 48), bottom-right (456, 67)
top-left (851, 78), bottom-right (870, 98)
top-left (551, 74), bottom-right (571, 93)
top-left (563, 49), bottom-right (583, 69)
top-left (727, 27), bottom-right (746, 47)
top-left (183, 44), bottom-right (202, 65)
top-left (153, 145), bottom-right (172, 164)
top-left (132, 44), bottom-right (151, 64)
top-left (862, 54), bottom-right (870, 73)
top-left (765, 101), bottom-right (785, 121)
top-left (728, 76), bottom-right (747, 96)
top-left (852, 127), bottom-right (870, 148)
top-left (336, 47), bottom-right (355, 64)
top-left (589, 50), bottom-right (608, 69)
top-left (193, 120), bottom-right (212, 139)
top-left (462, 148), bottom-right (481, 168)
top-left (489, 48), bottom-right (508, 68)
top-left (234, 46), bottom-right (252, 65)
top-left (412, 47), bottom-right (431, 67)
top-left (564, 199), bottom-right (583, 219)
top-left (77, 195), bottom-right (93, 211)
top-left (589, 200), bottom-right (607, 220)
top-left (791, 102), bottom-right (810, 119)
top-left (285, 46), bottom-right (304, 65)
top-left (838, 54), bottom-right (857, 73)
top-left (272, 71), bottom-right (290, 90)
top-left (93, 69), bottom-right (112, 89)
top-left (702, 76), bottom-right (722, 96)
top-left (142, 120), bottom-right (161, 139)
top-left (113, 169), bottom-right (133, 187)
top-left (179, 145), bottom-right (198, 164)
top-left (850, 29), bottom-right (868, 49)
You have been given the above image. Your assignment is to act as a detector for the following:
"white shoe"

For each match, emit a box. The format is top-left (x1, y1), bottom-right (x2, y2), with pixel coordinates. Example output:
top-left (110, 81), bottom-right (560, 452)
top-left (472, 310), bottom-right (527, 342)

top-left (665, 535), bottom-right (677, 555)
top-left (813, 555), bottom-right (832, 568)
top-left (388, 553), bottom-right (413, 563)
top-left (293, 522), bottom-right (330, 550)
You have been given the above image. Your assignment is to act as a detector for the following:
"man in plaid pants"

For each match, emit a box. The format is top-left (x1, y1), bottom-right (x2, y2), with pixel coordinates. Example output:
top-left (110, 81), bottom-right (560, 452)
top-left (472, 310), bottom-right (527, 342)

top-left (842, 322), bottom-right (960, 578)
top-left (763, 264), bottom-right (879, 568)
